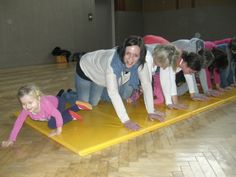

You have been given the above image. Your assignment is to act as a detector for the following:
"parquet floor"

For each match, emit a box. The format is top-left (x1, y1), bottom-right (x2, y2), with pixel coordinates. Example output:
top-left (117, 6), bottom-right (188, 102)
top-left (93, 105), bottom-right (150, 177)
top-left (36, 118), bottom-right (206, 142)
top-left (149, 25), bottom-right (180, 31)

top-left (0, 63), bottom-right (235, 177)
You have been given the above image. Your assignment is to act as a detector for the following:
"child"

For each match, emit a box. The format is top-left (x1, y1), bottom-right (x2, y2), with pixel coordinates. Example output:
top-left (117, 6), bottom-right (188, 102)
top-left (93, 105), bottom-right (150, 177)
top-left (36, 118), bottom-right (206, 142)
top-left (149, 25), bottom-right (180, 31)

top-left (1, 84), bottom-right (92, 147)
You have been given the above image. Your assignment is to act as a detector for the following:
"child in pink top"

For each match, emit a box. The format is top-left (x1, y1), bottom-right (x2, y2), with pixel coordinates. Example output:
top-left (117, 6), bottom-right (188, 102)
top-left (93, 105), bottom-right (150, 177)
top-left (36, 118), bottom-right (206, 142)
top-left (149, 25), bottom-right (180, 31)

top-left (1, 84), bottom-right (92, 147)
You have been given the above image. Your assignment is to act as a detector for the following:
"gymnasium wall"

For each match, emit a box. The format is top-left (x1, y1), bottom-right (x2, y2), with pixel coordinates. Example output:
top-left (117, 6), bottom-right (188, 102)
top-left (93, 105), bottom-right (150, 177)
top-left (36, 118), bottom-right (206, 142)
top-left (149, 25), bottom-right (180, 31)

top-left (115, 0), bottom-right (236, 43)
top-left (1, 0), bottom-right (235, 68)
top-left (143, 6), bottom-right (236, 41)
top-left (0, 0), bottom-right (113, 68)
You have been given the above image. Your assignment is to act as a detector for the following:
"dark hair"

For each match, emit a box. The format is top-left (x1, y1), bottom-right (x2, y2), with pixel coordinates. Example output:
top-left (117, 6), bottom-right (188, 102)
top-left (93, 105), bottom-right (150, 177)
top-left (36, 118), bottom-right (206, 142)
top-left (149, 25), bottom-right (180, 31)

top-left (181, 51), bottom-right (203, 71)
top-left (229, 37), bottom-right (236, 50)
top-left (117, 35), bottom-right (146, 68)
top-left (208, 47), bottom-right (228, 73)
top-left (199, 49), bottom-right (215, 68)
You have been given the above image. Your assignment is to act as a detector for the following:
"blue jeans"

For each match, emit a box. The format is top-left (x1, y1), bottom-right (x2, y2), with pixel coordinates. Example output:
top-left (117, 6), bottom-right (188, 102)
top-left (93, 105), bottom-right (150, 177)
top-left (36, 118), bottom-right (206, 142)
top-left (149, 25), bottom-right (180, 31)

top-left (65, 73), bottom-right (134, 105)
top-left (220, 61), bottom-right (235, 88)
top-left (101, 81), bottom-right (133, 102)
top-left (75, 73), bottom-right (104, 106)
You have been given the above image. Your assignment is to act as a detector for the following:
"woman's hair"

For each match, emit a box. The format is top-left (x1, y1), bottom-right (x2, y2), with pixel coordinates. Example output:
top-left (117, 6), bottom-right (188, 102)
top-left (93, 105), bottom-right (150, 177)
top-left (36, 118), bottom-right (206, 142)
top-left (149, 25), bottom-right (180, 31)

top-left (229, 37), bottom-right (236, 51)
top-left (229, 37), bottom-right (236, 61)
top-left (199, 49), bottom-right (215, 68)
top-left (182, 51), bottom-right (203, 71)
top-left (17, 84), bottom-right (42, 100)
top-left (208, 47), bottom-right (228, 73)
top-left (117, 35), bottom-right (146, 68)
top-left (152, 44), bottom-right (181, 71)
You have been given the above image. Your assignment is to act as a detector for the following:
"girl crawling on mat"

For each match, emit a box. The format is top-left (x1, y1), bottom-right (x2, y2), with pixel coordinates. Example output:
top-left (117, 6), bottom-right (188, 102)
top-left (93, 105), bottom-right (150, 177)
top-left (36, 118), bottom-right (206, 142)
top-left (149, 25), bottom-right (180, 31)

top-left (1, 84), bottom-right (92, 148)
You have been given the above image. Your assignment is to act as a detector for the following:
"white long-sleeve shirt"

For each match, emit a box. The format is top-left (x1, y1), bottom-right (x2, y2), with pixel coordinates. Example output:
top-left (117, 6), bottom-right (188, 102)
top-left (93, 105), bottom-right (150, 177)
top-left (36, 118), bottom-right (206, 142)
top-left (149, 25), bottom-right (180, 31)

top-left (145, 43), bottom-right (196, 105)
top-left (160, 65), bottom-right (195, 105)
top-left (80, 49), bottom-right (155, 123)
top-left (172, 38), bottom-right (209, 94)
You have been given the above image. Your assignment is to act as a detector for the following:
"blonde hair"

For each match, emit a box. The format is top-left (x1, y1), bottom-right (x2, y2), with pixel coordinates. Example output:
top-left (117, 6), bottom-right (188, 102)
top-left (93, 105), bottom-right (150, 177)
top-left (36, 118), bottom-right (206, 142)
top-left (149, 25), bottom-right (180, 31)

top-left (17, 84), bottom-right (42, 101)
top-left (152, 44), bottom-right (181, 71)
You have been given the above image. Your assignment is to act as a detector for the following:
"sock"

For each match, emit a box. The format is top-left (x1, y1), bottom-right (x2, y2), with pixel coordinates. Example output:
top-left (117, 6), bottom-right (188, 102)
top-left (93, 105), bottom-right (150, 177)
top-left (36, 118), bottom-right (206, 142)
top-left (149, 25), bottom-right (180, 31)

top-left (76, 101), bottom-right (92, 110)
top-left (68, 110), bottom-right (83, 121)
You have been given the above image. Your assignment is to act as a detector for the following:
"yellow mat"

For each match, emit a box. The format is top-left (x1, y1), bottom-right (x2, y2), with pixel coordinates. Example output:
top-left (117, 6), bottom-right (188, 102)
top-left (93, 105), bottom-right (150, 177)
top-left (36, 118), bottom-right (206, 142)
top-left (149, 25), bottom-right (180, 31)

top-left (18, 88), bottom-right (236, 156)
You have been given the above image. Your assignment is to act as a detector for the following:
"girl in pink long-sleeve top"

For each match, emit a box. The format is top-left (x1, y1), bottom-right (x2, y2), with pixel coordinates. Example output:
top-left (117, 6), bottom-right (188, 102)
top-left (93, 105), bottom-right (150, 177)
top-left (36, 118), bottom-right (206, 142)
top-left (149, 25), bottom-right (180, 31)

top-left (1, 84), bottom-right (92, 147)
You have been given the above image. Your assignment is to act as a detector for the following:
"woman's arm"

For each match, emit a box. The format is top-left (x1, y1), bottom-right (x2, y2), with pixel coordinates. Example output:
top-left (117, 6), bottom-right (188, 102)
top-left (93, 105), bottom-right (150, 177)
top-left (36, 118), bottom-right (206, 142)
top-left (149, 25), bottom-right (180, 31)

top-left (106, 73), bottom-right (140, 130)
top-left (138, 63), bottom-right (154, 113)
top-left (160, 67), bottom-right (173, 105)
top-left (106, 73), bottom-right (130, 123)
top-left (139, 63), bottom-right (165, 121)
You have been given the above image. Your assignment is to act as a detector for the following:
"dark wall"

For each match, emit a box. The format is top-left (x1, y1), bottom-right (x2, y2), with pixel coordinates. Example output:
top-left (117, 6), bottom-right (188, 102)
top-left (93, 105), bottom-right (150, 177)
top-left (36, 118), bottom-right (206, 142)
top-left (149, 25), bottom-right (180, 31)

top-left (1, 0), bottom-right (235, 68)
top-left (94, 0), bottom-right (113, 49)
top-left (143, 6), bottom-right (236, 42)
top-left (115, 0), bottom-right (236, 42)
top-left (115, 11), bottom-right (143, 46)
top-left (0, 0), bottom-right (113, 68)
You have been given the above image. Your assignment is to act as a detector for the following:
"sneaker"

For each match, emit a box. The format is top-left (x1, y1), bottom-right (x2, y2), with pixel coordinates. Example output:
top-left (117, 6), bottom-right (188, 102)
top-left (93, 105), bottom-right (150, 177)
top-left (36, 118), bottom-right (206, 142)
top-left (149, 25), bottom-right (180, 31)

top-left (67, 88), bottom-right (73, 93)
top-left (76, 101), bottom-right (92, 110)
top-left (68, 110), bottom-right (83, 120)
top-left (56, 89), bottom-right (64, 97)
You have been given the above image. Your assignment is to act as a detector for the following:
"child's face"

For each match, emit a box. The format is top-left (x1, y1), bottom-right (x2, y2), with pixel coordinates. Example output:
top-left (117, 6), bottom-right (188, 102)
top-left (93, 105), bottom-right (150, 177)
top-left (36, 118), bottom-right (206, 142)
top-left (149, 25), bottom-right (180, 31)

top-left (20, 94), bottom-right (40, 113)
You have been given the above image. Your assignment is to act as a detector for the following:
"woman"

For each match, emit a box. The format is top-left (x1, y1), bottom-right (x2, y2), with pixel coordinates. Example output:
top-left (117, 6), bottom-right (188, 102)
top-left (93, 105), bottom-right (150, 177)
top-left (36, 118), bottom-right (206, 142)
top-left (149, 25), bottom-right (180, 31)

top-left (75, 35), bottom-right (164, 131)
top-left (152, 44), bottom-right (207, 110)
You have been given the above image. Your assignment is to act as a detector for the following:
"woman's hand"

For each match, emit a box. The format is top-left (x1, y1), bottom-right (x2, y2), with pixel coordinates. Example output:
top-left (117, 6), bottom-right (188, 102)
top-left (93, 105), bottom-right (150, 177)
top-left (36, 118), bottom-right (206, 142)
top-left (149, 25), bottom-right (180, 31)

top-left (225, 86), bottom-right (233, 90)
top-left (1, 140), bottom-right (14, 148)
top-left (123, 120), bottom-right (140, 131)
top-left (148, 110), bottom-right (165, 122)
top-left (167, 103), bottom-right (187, 110)
top-left (191, 93), bottom-right (209, 101)
top-left (205, 89), bottom-right (222, 97)
top-left (230, 83), bottom-right (236, 87)
top-left (49, 127), bottom-right (62, 137)
top-left (217, 87), bottom-right (228, 92)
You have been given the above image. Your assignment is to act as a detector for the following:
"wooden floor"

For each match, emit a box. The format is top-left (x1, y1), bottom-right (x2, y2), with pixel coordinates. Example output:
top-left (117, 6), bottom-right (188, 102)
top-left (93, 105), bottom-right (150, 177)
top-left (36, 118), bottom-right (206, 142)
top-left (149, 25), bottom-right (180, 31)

top-left (0, 63), bottom-right (236, 177)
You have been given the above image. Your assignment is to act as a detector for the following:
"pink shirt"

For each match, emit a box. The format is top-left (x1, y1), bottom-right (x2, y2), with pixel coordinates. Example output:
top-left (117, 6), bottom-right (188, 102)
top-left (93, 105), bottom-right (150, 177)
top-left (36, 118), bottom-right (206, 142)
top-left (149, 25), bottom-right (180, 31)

top-left (143, 35), bottom-right (169, 44)
top-left (204, 41), bottom-right (216, 50)
top-left (9, 95), bottom-right (63, 141)
top-left (205, 68), bottom-right (221, 89)
top-left (213, 38), bottom-right (232, 45)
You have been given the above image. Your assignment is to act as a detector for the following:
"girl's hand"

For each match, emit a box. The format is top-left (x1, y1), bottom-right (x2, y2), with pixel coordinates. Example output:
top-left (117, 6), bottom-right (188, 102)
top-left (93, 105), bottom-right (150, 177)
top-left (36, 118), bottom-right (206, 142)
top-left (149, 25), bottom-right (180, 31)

top-left (148, 110), bottom-right (165, 122)
top-left (49, 127), bottom-right (62, 137)
top-left (167, 103), bottom-right (187, 110)
top-left (123, 120), bottom-right (140, 131)
top-left (1, 140), bottom-right (14, 148)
